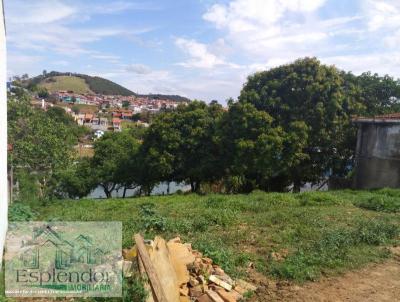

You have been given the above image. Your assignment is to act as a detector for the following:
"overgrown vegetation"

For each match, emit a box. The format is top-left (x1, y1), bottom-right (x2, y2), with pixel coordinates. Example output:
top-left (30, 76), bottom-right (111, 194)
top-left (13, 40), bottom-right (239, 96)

top-left (3, 191), bottom-right (400, 300)
top-left (19, 191), bottom-right (400, 284)
top-left (10, 59), bottom-right (400, 200)
top-left (354, 195), bottom-right (400, 213)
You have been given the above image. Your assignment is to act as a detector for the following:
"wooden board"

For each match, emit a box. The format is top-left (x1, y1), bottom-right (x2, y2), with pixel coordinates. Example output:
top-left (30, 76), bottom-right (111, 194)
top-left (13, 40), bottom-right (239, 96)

top-left (149, 236), bottom-right (180, 302)
top-left (134, 234), bottom-right (168, 302)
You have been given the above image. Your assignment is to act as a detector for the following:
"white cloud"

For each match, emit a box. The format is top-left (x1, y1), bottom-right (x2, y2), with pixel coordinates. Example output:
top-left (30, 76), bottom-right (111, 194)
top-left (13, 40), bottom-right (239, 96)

top-left (175, 38), bottom-right (240, 69)
top-left (5, 0), bottom-right (76, 24)
top-left (175, 38), bottom-right (227, 69)
top-left (125, 64), bottom-right (152, 74)
top-left (5, 0), bottom-right (154, 72)
top-left (202, 0), bottom-right (340, 62)
top-left (363, 0), bottom-right (400, 31)
top-left (322, 52), bottom-right (400, 77)
top-left (203, 0), bottom-right (326, 29)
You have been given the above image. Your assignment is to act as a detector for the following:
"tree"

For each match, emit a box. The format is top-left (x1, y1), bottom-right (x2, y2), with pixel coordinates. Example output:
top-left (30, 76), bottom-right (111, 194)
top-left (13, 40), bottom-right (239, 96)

top-left (239, 57), bottom-right (355, 190)
top-left (37, 87), bottom-right (49, 99)
top-left (90, 131), bottom-right (141, 198)
top-left (8, 95), bottom-right (75, 199)
top-left (122, 101), bottom-right (130, 108)
top-left (57, 158), bottom-right (96, 199)
top-left (46, 106), bottom-right (89, 139)
top-left (140, 101), bottom-right (224, 192)
top-left (71, 105), bottom-right (80, 114)
top-left (220, 102), bottom-right (307, 192)
top-left (341, 71), bottom-right (400, 116)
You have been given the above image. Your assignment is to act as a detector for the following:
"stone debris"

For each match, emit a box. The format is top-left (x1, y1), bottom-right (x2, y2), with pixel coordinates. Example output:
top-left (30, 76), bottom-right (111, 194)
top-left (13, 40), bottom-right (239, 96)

top-left (124, 234), bottom-right (257, 302)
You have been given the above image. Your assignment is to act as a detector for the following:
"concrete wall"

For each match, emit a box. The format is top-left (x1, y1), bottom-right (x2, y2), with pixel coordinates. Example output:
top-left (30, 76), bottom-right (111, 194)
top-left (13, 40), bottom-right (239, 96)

top-left (0, 0), bottom-right (7, 268)
top-left (354, 122), bottom-right (400, 189)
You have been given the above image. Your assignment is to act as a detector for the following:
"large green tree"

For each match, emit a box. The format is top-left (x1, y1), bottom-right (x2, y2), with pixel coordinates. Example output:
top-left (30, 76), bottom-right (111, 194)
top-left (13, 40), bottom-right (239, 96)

top-left (90, 130), bottom-right (141, 198)
top-left (239, 58), bottom-right (356, 190)
top-left (341, 71), bottom-right (400, 116)
top-left (140, 101), bottom-right (224, 192)
top-left (8, 94), bottom-right (76, 199)
top-left (220, 102), bottom-right (307, 192)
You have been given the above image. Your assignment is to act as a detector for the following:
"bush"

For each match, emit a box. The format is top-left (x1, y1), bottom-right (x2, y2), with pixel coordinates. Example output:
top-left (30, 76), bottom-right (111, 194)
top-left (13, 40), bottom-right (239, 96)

top-left (138, 203), bottom-right (167, 232)
top-left (15, 171), bottom-right (40, 203)
top-left (354, 195), bottom-right (400, 213)
top-left (8, 203), bottom-right (37, 221)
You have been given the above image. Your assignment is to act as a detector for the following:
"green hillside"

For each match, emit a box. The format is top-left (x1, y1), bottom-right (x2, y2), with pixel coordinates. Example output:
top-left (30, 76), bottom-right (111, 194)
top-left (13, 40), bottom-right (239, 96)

top-left (25, 71), bottom-right (190, 101)
top-left (40, 75), bottom-right (93, 94)
top-left (29, 71), bottom-right (135, 96)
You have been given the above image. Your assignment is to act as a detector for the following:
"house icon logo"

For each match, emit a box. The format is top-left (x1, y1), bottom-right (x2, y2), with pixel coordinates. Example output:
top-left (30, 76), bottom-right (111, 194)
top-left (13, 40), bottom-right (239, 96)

top-left (5, 221), bottom-right (122, 298)
top-left (20, 224), bottom-right (106, 270)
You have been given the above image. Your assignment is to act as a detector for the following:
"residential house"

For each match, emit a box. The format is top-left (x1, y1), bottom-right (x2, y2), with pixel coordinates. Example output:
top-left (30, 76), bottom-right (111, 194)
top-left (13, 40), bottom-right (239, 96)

top-left (112, 118), bottom-right (122, 131)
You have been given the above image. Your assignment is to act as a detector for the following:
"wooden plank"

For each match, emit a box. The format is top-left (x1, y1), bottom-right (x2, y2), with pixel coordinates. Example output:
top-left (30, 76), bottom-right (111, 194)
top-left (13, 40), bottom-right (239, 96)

top-left (206, 290), bottom-right (225, 302)
top-left (149, 237), bottom-right (180, 302)
top-left (138, 254), bottom-right (155, 302)
top-left (209, 275), bottom-right (232, 291)
top-left (134, 234), bottom-right (168, 302)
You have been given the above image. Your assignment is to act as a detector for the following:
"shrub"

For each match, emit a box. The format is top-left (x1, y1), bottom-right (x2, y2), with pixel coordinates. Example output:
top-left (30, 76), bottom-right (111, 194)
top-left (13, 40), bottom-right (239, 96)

top-left (354, 196), bottom-right (400, 213)
top-left (8, 203), bottom-right (37, 221)
top-left (138, 203), bottom-right (167, 232)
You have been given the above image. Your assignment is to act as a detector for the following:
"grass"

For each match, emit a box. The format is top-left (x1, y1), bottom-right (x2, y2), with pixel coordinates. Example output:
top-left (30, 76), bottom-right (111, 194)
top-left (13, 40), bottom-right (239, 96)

top-left (354, 188), bottom-right (400, 213)
top-left (40, 76), bottom-right (93, 94)
top-left (3, 190), bottom-right (400, 301)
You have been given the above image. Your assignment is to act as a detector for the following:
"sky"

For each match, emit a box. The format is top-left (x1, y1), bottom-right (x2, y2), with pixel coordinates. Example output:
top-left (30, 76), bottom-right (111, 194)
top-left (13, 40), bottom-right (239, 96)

top-left (4, 0), bottom-right (400, 102)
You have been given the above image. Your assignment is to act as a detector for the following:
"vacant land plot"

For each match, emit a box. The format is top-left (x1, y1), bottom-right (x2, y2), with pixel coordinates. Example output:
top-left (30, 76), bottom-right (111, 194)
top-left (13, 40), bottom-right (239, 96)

top-left (4, 189), bottom-right (400, 301)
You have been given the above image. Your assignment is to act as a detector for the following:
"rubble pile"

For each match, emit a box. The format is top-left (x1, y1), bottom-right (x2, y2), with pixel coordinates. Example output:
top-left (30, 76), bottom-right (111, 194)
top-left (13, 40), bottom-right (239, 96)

top-left (123, 234), bottom-right (257, 302)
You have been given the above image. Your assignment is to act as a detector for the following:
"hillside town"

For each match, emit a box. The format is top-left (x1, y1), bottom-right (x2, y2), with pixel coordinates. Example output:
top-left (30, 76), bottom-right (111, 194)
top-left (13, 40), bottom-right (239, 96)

top-left (34, 90), bottom-right (187, 135)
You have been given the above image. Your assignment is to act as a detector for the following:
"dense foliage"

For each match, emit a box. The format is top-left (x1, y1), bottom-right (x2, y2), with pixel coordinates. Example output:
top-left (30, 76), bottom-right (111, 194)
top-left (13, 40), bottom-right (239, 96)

top-left (8, 89), bottom-right (86, 200)
top-left (10, 58), bottom-right (400, 199)
top-left (239, 58), bottom-right (400, 190)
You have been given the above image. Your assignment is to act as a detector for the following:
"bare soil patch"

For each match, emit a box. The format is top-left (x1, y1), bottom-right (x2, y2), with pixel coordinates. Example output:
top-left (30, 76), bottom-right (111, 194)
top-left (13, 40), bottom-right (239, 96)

top-left (251, 247), bottom-right (400, 302)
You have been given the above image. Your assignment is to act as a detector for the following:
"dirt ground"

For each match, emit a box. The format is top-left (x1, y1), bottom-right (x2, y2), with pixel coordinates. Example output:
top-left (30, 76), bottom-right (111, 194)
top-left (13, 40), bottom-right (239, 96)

top-left (251, 247), bottom-right (400, 302)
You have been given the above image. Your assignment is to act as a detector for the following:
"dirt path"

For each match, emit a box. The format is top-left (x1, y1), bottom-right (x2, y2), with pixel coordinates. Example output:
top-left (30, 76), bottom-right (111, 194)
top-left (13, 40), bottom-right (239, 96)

top-left (251, 248), bottom-right (400, 302)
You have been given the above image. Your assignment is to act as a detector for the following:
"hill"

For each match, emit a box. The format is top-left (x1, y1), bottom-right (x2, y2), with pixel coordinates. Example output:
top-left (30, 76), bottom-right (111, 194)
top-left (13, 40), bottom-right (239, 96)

top-left (25, 71), bottom-right (190, 101)
top-left (40, 75), bottom-right (93, 94)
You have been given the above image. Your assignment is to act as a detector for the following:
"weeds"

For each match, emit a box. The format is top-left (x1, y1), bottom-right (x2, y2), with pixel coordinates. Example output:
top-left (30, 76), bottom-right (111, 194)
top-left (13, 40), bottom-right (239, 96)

top-left (193, 238), bottom-right (251, 277)
top-left (27, 190), bottom-right (400, 287)
top-left (270, 218), bottom-right (399, 282)
top-left (296, 191), bottom-right (342, 206)
top-left (138, 203), bottom-right (167, 232)
top-left (354, 195), bottom-right (400, 213)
